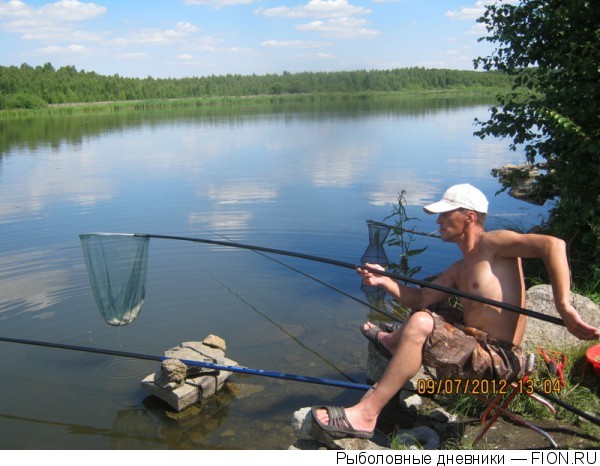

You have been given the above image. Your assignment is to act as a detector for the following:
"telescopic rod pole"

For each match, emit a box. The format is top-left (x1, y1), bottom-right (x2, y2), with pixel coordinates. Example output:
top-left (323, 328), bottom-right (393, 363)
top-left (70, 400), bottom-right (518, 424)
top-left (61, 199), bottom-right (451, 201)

top-left (0, 335), bottom-right (371, 392)
top-left (133, 233), bottom-right (565, 327)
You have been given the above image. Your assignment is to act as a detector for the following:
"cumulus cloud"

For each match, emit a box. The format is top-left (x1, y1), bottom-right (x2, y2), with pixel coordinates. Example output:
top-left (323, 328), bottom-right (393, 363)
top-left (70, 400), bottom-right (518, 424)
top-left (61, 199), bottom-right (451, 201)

top-left (257, 0), bottom-right (378, 40)
top-left (0, 0), bottom-right (106, 25)
top-left (261, 39), bottom-right (331, 49)
top-left (34, 43), bottom-right (90, 54)
top-left (256, 0), bottom-right (371, 19)
top-left (0, 0), bottom-right (106, 41)
top-left (117, 52), bottom-right (151, 60)
top-left (446, 0), bottom-right (520, 21)
top-left (41, 0), bottom-right (106, 21)
top-left (184, 0), bottom-right (255, 6)
top-left (112, 21), bottom-right (201, 46)
top-left (297, 17), bottom-right (379, 39)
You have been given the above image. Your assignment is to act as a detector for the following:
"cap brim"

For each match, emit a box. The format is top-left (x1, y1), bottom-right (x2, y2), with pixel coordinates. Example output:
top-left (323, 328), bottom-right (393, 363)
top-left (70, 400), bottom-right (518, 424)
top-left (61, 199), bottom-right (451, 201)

top-left (423, 200), bottom-right (458, 214)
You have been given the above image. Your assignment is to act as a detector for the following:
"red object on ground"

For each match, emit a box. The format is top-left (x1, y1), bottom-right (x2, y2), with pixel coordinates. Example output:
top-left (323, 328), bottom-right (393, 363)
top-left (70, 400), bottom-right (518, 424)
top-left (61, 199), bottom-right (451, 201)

top-left (586, 344), bottom-right (600, 378)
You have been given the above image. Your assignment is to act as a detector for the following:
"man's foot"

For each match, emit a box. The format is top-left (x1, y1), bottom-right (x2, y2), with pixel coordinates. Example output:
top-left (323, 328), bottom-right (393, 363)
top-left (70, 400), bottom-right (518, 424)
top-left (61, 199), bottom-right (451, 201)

top-left (311, 405), bottom-right (375, 439)
top-left (361, 322), bottom-right (395, 357)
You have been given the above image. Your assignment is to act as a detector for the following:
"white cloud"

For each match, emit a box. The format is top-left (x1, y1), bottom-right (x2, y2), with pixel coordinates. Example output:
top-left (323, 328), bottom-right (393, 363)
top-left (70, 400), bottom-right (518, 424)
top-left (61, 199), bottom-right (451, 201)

top-left (261, 39), bottom-right (331, 49)
top-left (297, 17), bottom-right (379, 39)
top-left (184, 0), bottom-right (256, 6)
top-left (446, 0), bottom-right (520, 21)
top-left (117, 52), bottom-right (151, 60)
top-left (40, 0), bottom-right (106, 21)
top-left (0, 0), bottom-right (106, 42)
top-left (256, 0), bottom-right (377, 40)
top-left (256, 0), bottom-right (371, 19)
top-left (115, 26), bottom-right (194, 45)
top-left (176, 21), bottom-right (199, 32)
top-left (0, 0), bottom-right (106, 21)
top-left (34, 43), bottom-right (90, 54)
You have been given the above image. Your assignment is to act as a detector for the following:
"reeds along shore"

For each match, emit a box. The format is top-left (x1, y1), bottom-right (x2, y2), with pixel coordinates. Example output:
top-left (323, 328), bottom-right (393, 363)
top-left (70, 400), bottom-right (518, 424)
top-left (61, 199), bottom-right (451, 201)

top-left (0, 88), bottom-right (509, 120)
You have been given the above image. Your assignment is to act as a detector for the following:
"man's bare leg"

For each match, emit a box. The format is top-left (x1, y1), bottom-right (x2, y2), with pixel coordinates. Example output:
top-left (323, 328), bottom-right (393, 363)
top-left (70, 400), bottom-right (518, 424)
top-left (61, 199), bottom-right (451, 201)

top-left (313, 311), bottom-right (434, 434)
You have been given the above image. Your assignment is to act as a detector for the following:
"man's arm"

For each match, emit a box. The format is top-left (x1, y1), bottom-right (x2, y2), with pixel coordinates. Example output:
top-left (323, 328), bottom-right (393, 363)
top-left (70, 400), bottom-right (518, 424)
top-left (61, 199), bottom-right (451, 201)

top-left (482, 230), bottom-right (599, 340)
top-left (358, 263), bottom-right (456, 310)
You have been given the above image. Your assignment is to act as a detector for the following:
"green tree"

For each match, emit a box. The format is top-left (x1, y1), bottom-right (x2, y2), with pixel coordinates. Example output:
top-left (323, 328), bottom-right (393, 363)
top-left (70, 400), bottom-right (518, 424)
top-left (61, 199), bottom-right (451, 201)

top-left (474, 0), bottom-right (600, 279)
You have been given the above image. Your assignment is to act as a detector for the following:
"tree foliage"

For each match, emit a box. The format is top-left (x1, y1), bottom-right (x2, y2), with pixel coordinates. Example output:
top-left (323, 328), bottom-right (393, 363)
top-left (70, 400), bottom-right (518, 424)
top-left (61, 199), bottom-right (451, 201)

top-left (474, 0), bottom-right (600, 278)
top-left (0, 63), bottom-right (511, 110)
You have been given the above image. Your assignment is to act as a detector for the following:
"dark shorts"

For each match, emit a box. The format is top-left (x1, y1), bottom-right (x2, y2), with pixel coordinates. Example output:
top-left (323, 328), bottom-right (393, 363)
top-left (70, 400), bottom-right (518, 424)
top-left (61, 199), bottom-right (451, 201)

top-left (418, 304), bottom-right (525, 382)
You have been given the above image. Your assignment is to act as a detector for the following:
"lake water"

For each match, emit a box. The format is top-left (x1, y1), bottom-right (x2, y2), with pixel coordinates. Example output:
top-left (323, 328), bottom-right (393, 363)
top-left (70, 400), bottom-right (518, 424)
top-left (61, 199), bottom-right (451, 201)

top-left (0, 97), bottom-right (550, 449)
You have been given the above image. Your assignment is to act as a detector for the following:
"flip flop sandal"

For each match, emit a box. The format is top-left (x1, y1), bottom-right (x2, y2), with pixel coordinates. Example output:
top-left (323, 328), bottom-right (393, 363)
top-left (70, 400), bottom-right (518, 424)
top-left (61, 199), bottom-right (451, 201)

top-left (311, 406), bottom-right (374, 439)
top-left (360, 324), bottom-right (392, 358)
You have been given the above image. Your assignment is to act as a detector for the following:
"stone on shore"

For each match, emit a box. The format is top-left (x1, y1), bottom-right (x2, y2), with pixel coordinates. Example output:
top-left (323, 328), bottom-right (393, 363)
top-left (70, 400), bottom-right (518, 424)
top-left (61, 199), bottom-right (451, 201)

top-left (523, 285), bottom-right (600, 349)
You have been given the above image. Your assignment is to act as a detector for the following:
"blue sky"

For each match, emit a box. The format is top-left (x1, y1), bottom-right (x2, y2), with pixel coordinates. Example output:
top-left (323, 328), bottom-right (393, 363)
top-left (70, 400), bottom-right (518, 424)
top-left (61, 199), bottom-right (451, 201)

top-left (0, 0), bottom-right (501, 78)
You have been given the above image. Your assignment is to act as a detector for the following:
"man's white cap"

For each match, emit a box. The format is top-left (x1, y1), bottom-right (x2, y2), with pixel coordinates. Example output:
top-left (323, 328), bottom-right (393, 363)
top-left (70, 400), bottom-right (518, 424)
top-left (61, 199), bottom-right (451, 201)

top-left (423, 183), bottom-right (489, 214)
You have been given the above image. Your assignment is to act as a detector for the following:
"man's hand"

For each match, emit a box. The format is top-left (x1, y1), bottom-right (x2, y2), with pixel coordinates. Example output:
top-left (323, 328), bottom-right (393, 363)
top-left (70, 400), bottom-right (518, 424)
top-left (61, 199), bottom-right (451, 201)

top-left (560, 305), bottom-right (600, 340)
top-left (357, 263), bottom-right (389, 288)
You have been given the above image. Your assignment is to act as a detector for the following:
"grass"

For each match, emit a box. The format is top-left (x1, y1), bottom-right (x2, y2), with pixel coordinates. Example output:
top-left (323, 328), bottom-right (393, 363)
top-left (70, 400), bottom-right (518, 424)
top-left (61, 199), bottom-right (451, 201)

top-left (445, 340), bottom-right (600, 445)
top-left (0, 88), bottom-right (504, 120)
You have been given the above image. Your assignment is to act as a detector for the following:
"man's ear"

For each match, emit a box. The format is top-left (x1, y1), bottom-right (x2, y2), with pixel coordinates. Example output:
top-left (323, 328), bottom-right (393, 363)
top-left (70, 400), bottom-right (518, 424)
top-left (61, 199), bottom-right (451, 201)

top-left (466, 210), bottom-right (477, 224)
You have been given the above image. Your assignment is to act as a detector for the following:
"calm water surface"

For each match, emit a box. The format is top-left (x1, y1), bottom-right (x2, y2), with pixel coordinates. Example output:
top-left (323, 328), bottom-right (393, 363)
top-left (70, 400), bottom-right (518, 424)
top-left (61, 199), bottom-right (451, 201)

top-left (0, 99), bottom-right (550, 449)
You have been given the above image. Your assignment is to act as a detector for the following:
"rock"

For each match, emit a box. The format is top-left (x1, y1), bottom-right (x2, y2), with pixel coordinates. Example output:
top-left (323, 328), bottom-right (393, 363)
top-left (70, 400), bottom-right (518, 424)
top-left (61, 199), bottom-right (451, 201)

top-left (427, 407), bottom-right (457, 424)
top-left (392, 426), bottom-right (440, 450)
top-left (292, 407), bottom-right (314, 441)
top-left (523, 285), bottom-right (600, 349)
top-left (227, 382), bottom-right (265, 400)
top-left (291, 407), bottom-right (390, 449)
top-left (168, 341), bottom-right (225, 361)
top-left (155, 359), bottom-right (187, 390)
top-left (398, 392), bottom-right (422, 413)
top-left (203, 334), bottom-right (226, 351)
top-left (491, 163), bottom-right (553, 205)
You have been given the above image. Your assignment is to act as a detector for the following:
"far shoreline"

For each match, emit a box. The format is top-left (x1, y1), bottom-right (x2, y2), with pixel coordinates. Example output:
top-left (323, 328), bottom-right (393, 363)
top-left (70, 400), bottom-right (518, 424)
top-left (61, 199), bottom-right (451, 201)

top-left (0, 88), bottom-right (506, 120)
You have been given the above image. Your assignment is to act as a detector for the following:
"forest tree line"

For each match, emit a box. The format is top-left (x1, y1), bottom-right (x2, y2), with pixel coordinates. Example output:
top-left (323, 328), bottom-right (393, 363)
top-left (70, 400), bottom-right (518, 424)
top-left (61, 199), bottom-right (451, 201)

top-left (0, 62), bottom-right (512, 110)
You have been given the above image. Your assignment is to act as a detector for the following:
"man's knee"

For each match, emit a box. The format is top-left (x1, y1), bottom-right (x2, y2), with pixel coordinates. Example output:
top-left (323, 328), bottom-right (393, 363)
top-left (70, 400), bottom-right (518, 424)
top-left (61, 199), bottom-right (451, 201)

top-left (403, 310), bottom-right (434, 341)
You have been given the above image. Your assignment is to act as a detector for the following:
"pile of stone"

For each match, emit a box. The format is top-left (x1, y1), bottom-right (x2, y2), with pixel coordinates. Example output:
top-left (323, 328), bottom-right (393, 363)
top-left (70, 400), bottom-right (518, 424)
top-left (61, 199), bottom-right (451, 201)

top-left (141, 334), bottom-right (237, 412)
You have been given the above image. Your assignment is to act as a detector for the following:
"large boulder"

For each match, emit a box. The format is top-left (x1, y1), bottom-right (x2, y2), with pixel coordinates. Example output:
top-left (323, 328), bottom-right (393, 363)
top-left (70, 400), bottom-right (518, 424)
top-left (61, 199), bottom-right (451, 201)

top-left (523, 285), bottom-right (600, 349)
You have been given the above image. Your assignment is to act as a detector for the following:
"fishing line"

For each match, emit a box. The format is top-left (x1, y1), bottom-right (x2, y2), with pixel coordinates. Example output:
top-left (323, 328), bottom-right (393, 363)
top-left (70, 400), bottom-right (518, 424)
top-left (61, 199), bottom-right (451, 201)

top-left (209, 230), bottom-right (403, 322)
top-left (204, 268), bottom-right (361, 384)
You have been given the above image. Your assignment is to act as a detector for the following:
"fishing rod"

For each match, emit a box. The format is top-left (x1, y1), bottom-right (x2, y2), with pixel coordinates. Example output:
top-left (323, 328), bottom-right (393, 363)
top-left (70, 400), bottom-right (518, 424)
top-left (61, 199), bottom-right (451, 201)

top-left (4, 335), bottom-right (599, 427)
top-left (534, 389), bottom-right (600, 427)
top-left (0, 335), bottom-right (371, 392)
top-left (130, 233), bottom-right (564, 327)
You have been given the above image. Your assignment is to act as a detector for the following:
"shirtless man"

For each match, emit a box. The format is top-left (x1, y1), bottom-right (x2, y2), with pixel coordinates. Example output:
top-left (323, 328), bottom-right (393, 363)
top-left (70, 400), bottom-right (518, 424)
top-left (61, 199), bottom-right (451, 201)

top-left (312, 183), bottom-right (599, 439)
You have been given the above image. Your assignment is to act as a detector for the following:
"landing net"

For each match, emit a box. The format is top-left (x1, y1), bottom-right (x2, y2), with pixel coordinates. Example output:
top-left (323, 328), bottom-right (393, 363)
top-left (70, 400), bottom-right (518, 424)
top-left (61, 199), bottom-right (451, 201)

top-left (79, 233), bottom-right (149, 326)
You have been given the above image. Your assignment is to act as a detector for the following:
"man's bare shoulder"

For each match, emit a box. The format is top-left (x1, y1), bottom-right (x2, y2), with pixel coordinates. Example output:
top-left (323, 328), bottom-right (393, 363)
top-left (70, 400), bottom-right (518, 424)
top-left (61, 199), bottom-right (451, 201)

top-left (479, 229), bottom-right (527, 250)
top-left (479, 229), bottom-right (563, 259)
